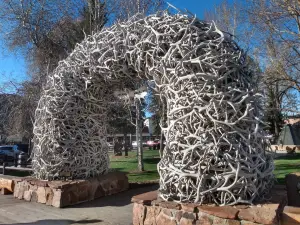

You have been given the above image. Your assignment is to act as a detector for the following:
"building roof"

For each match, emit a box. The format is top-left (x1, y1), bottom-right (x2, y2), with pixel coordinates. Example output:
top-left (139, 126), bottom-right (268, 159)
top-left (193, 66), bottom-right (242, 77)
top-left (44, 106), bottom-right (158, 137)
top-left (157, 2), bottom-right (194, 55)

top-left (286, 114), bottom-right (300, 119)
top-left (277, 123), bottom-right (300, 145)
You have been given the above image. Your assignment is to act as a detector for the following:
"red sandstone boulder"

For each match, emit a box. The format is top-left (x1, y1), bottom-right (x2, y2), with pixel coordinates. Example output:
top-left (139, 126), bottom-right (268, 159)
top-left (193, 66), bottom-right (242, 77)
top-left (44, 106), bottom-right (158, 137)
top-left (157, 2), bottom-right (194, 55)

top-left (131, 191), bottom-right (158, 205)
top-left (13, 172), bottom-right (128, 208)
top-left (133, 203), bottom-right (146, 225)
top-left (156, 208), bottom-right (176, 225)
top-left (198, 205), bottom-right (239, 219)
top-left (196, 214), bottom-right (212, 225)
top-left (144, 205), bottom-right (161, 225)
top-left (131, 187), bottom-right (284, 225)
top-left (179, 212), bottom-right (196, 225)
top-left (285, 173), bottom-right (300, 207)
top-left (238, 204), bottom-right (279, 225)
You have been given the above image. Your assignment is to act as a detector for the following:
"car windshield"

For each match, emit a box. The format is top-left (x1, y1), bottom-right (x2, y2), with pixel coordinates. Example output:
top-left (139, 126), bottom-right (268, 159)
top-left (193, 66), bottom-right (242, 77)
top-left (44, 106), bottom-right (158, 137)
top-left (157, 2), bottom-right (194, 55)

top-left (0, 147), bottom-right (13, 151)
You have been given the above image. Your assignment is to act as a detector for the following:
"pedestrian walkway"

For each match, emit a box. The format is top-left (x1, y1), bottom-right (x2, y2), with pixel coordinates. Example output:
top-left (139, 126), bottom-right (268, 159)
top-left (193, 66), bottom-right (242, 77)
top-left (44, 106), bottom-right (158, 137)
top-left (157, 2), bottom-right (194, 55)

top-left (0, 184), bottom-right (158, 225)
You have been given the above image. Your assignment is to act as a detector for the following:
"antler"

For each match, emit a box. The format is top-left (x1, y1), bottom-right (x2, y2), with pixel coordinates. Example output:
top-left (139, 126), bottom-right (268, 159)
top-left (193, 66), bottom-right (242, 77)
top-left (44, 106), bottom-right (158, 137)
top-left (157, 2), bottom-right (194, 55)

top-left (32, 12), bottom-right (274, 205)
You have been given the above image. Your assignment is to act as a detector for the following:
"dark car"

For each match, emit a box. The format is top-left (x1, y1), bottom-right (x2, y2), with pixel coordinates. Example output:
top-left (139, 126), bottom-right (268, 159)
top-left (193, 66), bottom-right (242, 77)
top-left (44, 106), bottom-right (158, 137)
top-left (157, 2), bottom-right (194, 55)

top-left (0, 146), bottom-right (15, 164)
top-left (14, 144), bottom-right (29, 155)
top-left (0, 144), bottom-right (29, 165)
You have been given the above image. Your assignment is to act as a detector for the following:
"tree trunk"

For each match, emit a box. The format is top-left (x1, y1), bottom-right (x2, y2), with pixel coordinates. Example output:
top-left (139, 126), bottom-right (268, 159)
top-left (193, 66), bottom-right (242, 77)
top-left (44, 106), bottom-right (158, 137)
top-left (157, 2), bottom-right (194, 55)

top-left (136, 99), bottom-right (144, 171)
top-left (159, 100), bottom-right (165, 158)
top-left (274, 83), bottom-right (281, 141)
top-left (129, 133), bottom-right (132, 150)
top-left (124, 133), bottom-right (128, 156)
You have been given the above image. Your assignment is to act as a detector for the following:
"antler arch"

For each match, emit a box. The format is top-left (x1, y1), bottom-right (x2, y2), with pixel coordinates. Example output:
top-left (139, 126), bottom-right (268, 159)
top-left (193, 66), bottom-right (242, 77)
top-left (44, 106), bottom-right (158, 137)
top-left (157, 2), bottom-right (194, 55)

top-left (32, 12), bottom-right (274, 205)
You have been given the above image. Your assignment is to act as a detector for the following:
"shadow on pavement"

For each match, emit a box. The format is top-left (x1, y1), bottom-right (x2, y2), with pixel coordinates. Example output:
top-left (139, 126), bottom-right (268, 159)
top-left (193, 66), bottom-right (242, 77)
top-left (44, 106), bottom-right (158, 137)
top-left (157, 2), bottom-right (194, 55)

top-left (70, 184), bottom-right (159, 208)
top-left (3, 219), bottom-right (103, 225)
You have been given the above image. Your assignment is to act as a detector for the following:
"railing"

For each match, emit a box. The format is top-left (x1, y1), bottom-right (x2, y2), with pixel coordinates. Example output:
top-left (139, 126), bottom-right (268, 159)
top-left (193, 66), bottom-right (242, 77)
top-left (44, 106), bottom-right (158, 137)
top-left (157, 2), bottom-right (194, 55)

top-left (0, 163), bottom-right (32, 175)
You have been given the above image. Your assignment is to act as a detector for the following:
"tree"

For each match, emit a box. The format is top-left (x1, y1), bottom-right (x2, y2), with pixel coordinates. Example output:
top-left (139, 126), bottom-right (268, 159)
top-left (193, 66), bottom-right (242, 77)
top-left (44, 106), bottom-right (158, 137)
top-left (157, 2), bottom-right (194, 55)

top-left (132, 88), bottom-right (147, 172)
top-left (0, 94), bottom-right (21, 137)
top-left (244, 0), bottom-right (300, 136)
top-left (105, 0), bottom-right (167, 168)
top-left (135, 98), bottom-right (144, 171)
top-left (264, 84), bottom-right (284, 141)
top-left (0, 0), bottom-right (108, 138)
top-left (0, 79), bottom-right (40, 141)
top-left (146, 87), bottom-right (167, 156)
top-left (107, 0), bottom-right (165, 22)
top-left (204, 0), bottom-right (258, 50)
top-left (245, 0), bottom-right (300, 93)
top-left (108, 100), bottom-right (136, 156)
top-left (29, 5), bottom-right (107, 83)
top-left (0, 0), bottom-right (107, 80)
top-left (205, 0), bottom-right (300, 139)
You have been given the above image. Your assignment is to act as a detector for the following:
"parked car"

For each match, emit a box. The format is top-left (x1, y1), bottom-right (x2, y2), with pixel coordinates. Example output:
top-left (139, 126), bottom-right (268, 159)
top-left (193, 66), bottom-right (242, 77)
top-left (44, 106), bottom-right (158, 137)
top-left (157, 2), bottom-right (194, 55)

top-left (122, 141), bottom-right (132, 151)
top-left (0, 146), bottom-right (15, 163)
top-left (107, 142), bottom-right (113, 150)
top-left (131, 141), bottom-right (148, 149)
top-left (146, 139), bottom-right (160, 150)
top-left (0, 145), bottom-right (29, 165)
top-left (142, 141), bottom-right (148, 147)
top-left (13, 144), bottom-right (29, 155)
top-left (132, 141), bottom-right (138, 149)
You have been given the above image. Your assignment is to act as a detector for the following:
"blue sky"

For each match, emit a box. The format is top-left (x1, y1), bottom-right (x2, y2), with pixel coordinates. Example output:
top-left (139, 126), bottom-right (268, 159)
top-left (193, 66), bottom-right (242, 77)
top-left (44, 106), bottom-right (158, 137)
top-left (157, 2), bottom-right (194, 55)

top-left (0, 0), bottom-right (230, 92)
top-left (0, 47), bottom-right (27, 93)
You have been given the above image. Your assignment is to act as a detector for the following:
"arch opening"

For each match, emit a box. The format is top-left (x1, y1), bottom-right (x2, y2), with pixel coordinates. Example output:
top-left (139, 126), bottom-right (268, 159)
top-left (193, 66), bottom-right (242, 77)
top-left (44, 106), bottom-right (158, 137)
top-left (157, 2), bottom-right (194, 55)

top-left (32, 12), bottom-right (274, 205)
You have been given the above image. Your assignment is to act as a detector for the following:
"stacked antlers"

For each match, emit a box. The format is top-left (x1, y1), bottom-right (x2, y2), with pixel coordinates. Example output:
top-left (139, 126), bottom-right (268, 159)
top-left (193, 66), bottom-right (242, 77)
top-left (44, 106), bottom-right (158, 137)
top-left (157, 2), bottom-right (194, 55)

top-left (32, 11), bottom-right (274, 205)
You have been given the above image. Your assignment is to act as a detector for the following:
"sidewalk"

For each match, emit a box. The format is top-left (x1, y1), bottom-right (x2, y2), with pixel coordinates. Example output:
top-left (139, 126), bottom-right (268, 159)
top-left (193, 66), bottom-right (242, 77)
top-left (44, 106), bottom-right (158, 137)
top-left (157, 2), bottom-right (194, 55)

top-left (0, 184), bottom-right (158, 225)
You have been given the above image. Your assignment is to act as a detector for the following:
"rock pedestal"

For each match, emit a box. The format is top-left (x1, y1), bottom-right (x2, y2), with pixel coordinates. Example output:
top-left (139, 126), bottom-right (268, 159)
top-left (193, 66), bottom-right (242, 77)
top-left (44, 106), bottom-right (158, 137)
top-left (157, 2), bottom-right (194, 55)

top-left (282, 206), bottom-right (300, 225)
top-left (132, 185), bottom-right (287, 225)
top-left (0, 177), bottom-right (15, 193)
top-left (286, 173), bottom-right (300, 207)
top-left (14, 172), bottom-right (128, 207)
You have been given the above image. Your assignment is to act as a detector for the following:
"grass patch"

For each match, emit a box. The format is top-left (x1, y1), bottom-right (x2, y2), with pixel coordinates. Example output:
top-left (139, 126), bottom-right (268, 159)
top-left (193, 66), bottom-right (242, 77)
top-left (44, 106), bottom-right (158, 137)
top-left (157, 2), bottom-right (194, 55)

top-left (110, 149), bottom-right (160, 183)
top-left (274, 153), bottom-right (300, 184)
top-left (4, 150), bottom-right (296, 184)
top-left (110, 151), bottom-right (300, 185)
top-left (6, 170), bottom-right (32, 177)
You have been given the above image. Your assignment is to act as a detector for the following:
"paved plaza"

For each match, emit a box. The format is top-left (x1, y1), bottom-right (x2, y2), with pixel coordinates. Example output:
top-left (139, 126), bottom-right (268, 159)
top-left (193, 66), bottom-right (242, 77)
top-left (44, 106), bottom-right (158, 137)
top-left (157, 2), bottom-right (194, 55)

top-left (0, 184), bottom-right (158, 225)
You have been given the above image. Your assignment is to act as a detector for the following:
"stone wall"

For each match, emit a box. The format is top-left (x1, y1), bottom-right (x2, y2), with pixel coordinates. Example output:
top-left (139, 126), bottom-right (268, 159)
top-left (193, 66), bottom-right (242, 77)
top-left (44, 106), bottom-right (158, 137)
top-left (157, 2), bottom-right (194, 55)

top-left (282, 206), bottom-right (300, 224)
top-left (286, 173), bottom-right (300, 207)
top-left (132, 186), bottom-right (287, 225)
top-left (14, 172), bottom-right (128, 207)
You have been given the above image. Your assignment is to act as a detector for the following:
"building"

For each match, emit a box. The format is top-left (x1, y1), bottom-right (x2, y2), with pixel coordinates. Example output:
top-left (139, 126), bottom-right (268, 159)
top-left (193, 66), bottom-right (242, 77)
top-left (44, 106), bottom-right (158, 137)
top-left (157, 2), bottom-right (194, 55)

top-left (272, 115), bottom-right (300, 152)
top-left (107, 117), bottom-right (159, 144)
top-left (107, 126), bottom-right (151, 144)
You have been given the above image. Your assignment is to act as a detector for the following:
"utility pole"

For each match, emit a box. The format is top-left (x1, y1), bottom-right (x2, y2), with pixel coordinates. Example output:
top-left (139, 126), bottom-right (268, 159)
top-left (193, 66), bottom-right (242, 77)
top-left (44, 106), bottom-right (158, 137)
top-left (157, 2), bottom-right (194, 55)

top-left (135, 98), bottom-right (144, 171)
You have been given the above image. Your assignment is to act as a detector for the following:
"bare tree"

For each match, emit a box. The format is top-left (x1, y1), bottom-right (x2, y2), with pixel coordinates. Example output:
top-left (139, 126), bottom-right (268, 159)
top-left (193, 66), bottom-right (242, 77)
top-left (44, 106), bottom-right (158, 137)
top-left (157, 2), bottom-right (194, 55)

top-left (246, 0), bottom-right (300, 100)
top-left (244, 0), bottom-right (300, 138)
top-left (0, 0), bottom-right (165, 149)
top-left (135, 98), bottom-right (144, 171)
top-left (0, 0), bottom-right (107, 79)
top-left (0, 0), bottom-right (108, 139)
top-left (105, 0), bottom-right (166, 169)
top-left (205, 0), bottom-right (300, 139)
top-left (107, 0), bottom-right (165, 22)
top-left (204, 0), bottom-right (259, 50)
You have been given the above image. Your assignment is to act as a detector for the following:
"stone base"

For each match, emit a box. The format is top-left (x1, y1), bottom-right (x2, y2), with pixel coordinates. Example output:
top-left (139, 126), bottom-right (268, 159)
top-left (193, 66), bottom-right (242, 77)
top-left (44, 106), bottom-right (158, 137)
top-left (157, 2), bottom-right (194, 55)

top-left (14, 172), bottom-right (128, 208)
top-left (131, 185), bottom-right (287, 225)
top-left (282, 206), bottom-right (300, 225)
top-left (0, 176), bottom-right (15, 194)
top-left (286, 173), bottom-right (300, 207)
